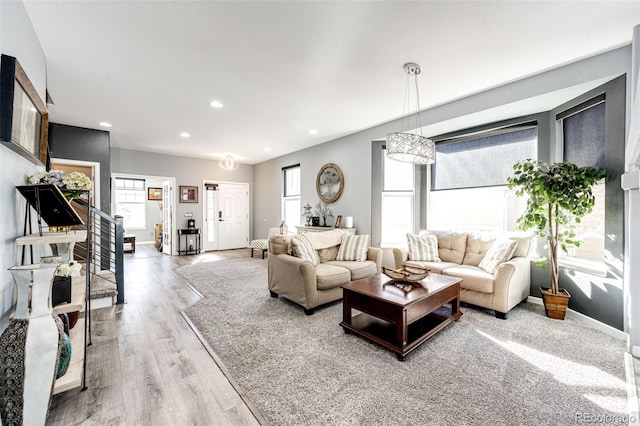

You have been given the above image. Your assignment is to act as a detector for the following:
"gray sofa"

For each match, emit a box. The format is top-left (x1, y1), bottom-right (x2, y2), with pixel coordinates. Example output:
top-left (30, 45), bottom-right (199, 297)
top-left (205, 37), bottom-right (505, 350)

top-left (268, 229), bottom-right (382, 315)
top-left (393, 230), bottom-right (532, 319)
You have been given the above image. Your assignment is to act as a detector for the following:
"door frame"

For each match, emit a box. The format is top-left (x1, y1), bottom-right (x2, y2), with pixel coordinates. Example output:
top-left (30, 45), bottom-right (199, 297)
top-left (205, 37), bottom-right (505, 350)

top-left (202, 180), bottom-right (250, 251)
top-left (111, 172), bottom-right (177, 255)
top-left (51, 158), bottom-right (101, 211)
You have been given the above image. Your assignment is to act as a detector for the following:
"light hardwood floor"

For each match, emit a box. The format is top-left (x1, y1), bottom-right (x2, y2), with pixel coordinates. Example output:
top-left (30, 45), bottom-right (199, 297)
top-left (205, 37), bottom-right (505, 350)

top-left (47, 245), bottom-right (263, 425)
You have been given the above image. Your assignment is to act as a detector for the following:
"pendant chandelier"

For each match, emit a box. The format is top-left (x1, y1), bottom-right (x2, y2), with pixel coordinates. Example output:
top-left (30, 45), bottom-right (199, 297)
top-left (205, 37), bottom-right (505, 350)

top-left (386, 63), bottom-right (435, 164)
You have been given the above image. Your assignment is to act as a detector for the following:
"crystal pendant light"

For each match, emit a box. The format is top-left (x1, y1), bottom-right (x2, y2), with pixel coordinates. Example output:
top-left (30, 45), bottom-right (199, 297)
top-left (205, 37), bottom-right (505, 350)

top-left (386, 63), bottom-right (435, 164)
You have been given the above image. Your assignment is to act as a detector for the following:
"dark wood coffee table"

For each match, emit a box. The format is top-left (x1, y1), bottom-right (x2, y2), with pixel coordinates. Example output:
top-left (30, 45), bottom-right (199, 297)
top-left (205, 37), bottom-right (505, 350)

top-left (340, 273), bottom-right (462, 361)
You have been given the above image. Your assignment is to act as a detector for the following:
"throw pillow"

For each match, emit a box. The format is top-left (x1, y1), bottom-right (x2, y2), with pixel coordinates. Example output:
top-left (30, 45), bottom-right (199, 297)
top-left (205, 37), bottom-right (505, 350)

top-left (478, 239), bottom-right (518, 274)
top-left (407, 233), bottom-right (441, 262)
top-left (336, 234), bottom-right (370, 262)
top-left (291, 234), bottom-right (319, 266)
top-left (318, 245), bottom-right (340, 263)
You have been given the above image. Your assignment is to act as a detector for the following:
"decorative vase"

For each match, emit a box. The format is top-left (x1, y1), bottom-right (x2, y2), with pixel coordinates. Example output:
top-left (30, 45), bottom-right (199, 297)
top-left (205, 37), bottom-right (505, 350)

top-left (541, 287), bottom-right (571, 320)
top-left (0, 264), bottom-right (61, 426)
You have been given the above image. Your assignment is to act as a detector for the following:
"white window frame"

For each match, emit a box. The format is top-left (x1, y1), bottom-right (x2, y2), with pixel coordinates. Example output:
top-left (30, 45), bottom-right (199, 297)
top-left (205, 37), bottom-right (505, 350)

top-left (381, 148), bottom-right (414, 247)
top-left (555, 100), bottom-right (607, 276)
top-left (114, 177), bottom-right (146, 230)
top-left (282, 165), bottom-right (301, 230)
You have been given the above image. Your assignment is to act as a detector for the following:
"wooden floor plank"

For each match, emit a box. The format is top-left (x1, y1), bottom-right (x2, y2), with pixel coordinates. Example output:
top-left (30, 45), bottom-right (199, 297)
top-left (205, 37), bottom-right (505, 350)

top-left (47, 249), bottom-right (260, 425)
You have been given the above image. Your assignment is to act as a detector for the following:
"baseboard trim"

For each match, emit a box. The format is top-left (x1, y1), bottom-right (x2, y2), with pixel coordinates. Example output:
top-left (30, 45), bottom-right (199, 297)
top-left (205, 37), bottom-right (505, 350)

top-left (624, 353), bottom-right (640, 423)
top-left (527, 296), bottom-right (627, 341)
top-left (90, 296), bottom-right (114, 310)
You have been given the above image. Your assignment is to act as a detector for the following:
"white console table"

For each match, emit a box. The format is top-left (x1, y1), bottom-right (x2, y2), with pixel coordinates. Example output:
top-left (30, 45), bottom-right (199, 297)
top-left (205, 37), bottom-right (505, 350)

top-left (295, 226), bottom-right (356, 235)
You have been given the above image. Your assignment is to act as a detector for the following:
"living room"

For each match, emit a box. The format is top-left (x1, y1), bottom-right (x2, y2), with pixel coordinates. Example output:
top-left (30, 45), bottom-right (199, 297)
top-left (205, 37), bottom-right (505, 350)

top-left (2, 1), bottom-right (640, 424)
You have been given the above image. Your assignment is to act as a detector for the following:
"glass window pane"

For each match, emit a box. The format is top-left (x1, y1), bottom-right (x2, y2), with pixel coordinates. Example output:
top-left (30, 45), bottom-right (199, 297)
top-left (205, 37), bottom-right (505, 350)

top-left (381, 193), bottom-right (413, 244)
top-left (284, 167), bottom-right (300, 196)
top-left (562, 182), bottom-right (605, 262)
top-left (383, 149), bottom-right (414, 191)
top-left (429, 186), bottom-right (526, 232)
top-left (283, 197), bottom-right (301, 228)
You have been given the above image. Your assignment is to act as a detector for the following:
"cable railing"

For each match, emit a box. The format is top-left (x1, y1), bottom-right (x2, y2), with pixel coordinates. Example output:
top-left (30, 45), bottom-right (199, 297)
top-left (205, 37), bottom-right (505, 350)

top-left (72, 200), bottom-right (125, 305)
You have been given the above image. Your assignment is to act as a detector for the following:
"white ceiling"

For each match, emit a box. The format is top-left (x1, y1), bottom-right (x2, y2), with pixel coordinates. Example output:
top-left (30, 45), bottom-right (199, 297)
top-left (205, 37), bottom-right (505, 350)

top-left (23, 1), bottom-right (640, 165)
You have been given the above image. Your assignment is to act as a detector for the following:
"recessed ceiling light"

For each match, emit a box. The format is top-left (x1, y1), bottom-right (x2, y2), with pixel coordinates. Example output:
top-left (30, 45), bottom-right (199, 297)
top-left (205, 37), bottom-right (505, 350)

top-left (309, 129), bottom-right (318, 135)
top-left (210, 100), bottom-right (224, 108)
top-left (180, 132), bottom-right (190, 138)
top-left (264, 147), bottom-right (272, 152)
top-left (99, 122), bottom-right (112, 128)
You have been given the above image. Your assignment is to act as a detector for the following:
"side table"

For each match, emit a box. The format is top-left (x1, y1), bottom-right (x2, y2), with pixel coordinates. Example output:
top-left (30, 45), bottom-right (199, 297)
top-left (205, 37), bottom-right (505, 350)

top-left (178, 229), bottom-right (201, 255)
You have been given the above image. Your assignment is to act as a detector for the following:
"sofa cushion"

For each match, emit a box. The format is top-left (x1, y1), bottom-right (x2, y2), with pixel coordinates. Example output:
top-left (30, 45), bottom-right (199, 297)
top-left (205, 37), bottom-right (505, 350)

top-left (336, 234), bottom-right (370, 262)
top-left (315, 264), bottom-right (352, 290)
top-left (318, 245), bottom-right (340, 263)
top-left (422, 230), bottom-right (467, 264)
top-left (462, 233), bottom-right (496, 266)
top-left (269, 235), bottom-right (292, 255)
top-left (404, 260), bottom-right (459, 274)
top-left (508, 235), bottom-right (532, 258)
top-left (479, 240), bottom-right (517, 274)
top-left (326, 260), bottom-right (378, 281)
top-left (305, 229), bottom-right (347, 250)
top-left (442, 265), bottom-right (494, 294)
top-left (407, 234), bottom-right (441, 262)
top-left (291, 234), bottom-right (320, 266)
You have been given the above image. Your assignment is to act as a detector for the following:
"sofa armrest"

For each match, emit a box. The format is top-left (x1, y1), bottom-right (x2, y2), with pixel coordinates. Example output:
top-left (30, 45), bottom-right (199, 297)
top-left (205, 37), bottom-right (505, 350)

top-left (492, 257), bottom-right (531, 313)
top-left (268, 253), bottom-right (319, 308)
top-left (392, 248), bottom-right (409, 269)
top-left (367, 247), bottom-right (383, 273)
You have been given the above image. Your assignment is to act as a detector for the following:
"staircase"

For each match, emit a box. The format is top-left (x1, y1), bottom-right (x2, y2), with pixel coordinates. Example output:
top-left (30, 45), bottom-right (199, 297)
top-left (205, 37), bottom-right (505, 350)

top-left (72, 200), bottom-right (125, 307)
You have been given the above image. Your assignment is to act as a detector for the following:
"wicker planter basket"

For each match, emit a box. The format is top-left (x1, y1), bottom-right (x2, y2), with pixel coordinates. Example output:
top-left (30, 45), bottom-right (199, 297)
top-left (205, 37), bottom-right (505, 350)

top-left (541, 287), bottom-right (571, 320)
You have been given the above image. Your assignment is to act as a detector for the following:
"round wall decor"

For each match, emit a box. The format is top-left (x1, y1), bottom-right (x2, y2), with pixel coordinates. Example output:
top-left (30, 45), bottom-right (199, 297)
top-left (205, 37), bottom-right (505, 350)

top-left (316, 163), bottom-right (343, 204)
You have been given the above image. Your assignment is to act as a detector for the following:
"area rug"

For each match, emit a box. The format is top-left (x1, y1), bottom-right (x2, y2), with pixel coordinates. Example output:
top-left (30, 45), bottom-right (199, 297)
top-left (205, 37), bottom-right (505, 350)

top-left (177, 258), bottom-right (629, 425)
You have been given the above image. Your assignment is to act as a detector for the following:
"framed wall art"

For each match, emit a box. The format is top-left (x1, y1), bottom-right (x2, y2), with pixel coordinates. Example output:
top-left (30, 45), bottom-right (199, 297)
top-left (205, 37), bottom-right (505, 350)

top-left (0, 54), bottom-right (49, 165)
top-left (179, 185), bottom-right (198, 203)
top-left (316, 163), bottom-right (343, 204)
top-left (148, 187), bottom-right (162, 200)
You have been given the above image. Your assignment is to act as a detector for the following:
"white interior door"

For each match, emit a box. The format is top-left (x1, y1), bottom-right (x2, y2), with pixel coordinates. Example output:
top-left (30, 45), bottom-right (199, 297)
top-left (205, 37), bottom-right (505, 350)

top-left (162, 180), bottom-right (173, 254)
top-left (217, 183), bottom-right (248, 250)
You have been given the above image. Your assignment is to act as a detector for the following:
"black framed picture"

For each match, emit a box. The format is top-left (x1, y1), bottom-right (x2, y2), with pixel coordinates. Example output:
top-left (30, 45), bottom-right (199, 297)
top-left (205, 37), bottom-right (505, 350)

top-left (0, 54), bottom-right (49, 165)
top-left (148, 187), bottom-right (162, 200)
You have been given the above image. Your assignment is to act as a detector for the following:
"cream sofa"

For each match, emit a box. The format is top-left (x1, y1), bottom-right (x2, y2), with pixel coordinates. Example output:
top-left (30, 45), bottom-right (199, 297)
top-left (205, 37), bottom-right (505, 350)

top-left (268, 229), bottom-right (383, 315)
top-left (393, 230), bottom-right (531, 319)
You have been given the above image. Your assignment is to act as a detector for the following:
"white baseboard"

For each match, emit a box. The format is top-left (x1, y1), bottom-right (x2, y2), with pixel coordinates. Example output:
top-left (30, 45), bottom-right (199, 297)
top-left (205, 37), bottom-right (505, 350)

top-left (527, 296), bottom-right (627, 341)
top-left (90, 296), bottom-right (114, 310)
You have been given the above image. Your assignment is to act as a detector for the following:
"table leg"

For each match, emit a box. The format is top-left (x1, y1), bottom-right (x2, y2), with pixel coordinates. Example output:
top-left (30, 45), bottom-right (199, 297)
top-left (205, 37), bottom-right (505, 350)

top-left (342, 293), bottom-right (352, 333)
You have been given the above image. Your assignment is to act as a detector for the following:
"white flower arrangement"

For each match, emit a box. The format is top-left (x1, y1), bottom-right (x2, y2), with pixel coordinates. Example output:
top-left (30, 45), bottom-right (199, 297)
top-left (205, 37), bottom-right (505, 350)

top-left (56, 260), bottom-right (82, 277)
top-left (28, 170), bottom-right (92, 191)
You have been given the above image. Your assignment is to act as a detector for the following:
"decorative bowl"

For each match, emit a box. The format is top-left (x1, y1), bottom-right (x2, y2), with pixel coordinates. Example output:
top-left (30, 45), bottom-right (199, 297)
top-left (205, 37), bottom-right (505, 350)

top-left (382, 264), bottom-right (430, 283)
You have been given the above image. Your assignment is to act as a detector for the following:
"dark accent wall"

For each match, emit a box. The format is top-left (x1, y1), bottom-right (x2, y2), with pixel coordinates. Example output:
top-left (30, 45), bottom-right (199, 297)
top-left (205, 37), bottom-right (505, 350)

top-left (47, 123), bottom-right (111, 214)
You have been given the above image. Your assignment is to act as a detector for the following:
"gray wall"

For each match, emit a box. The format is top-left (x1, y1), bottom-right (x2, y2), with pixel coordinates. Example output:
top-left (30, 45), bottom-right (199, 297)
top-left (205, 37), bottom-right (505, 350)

top-left (111, 148), bottom-right (254, 239)
top-left (48, 123), bottom-right (111, 214)
top-left (0, 0), bottom-right (48, 328)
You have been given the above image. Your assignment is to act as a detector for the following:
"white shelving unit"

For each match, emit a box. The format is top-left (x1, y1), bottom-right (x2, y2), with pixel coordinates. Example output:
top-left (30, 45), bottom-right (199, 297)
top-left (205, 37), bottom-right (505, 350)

top-left (14, 185), bottom-right (91, 395)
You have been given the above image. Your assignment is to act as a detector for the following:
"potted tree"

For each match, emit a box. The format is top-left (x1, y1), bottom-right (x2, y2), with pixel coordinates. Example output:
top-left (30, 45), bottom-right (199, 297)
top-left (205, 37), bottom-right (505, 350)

top-left (507, 159), bottom-right (607, 320)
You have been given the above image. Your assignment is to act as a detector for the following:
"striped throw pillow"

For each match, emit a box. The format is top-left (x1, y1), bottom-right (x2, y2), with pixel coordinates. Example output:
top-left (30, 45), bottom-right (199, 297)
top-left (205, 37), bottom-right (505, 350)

top-left (478, 240), bottom-right (517, 274)
top-left (336, 234), bottom-right (370, 262)
top-left (407, 233), bottom-right (440, 262)
top-left (291, 235), bottom-right (319, 266)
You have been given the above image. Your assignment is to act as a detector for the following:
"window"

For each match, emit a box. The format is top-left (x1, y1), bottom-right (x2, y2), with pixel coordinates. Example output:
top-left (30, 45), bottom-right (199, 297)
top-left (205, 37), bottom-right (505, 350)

top-left (381, 148), bottom-right (414, 245)
top-left (557, 97), bottom-right (606, 265)
top-left (429, 126), bottom-right (536, 231)
top-left (114, 178), bottom-right (146, 229)
top-left (282, 165), bottom-right (300, 229)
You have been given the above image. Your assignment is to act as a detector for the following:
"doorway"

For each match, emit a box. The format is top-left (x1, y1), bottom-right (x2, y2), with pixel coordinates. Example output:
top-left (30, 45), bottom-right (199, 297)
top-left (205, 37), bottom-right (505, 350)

top-left (203, 182), bottom-right (249, 251)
